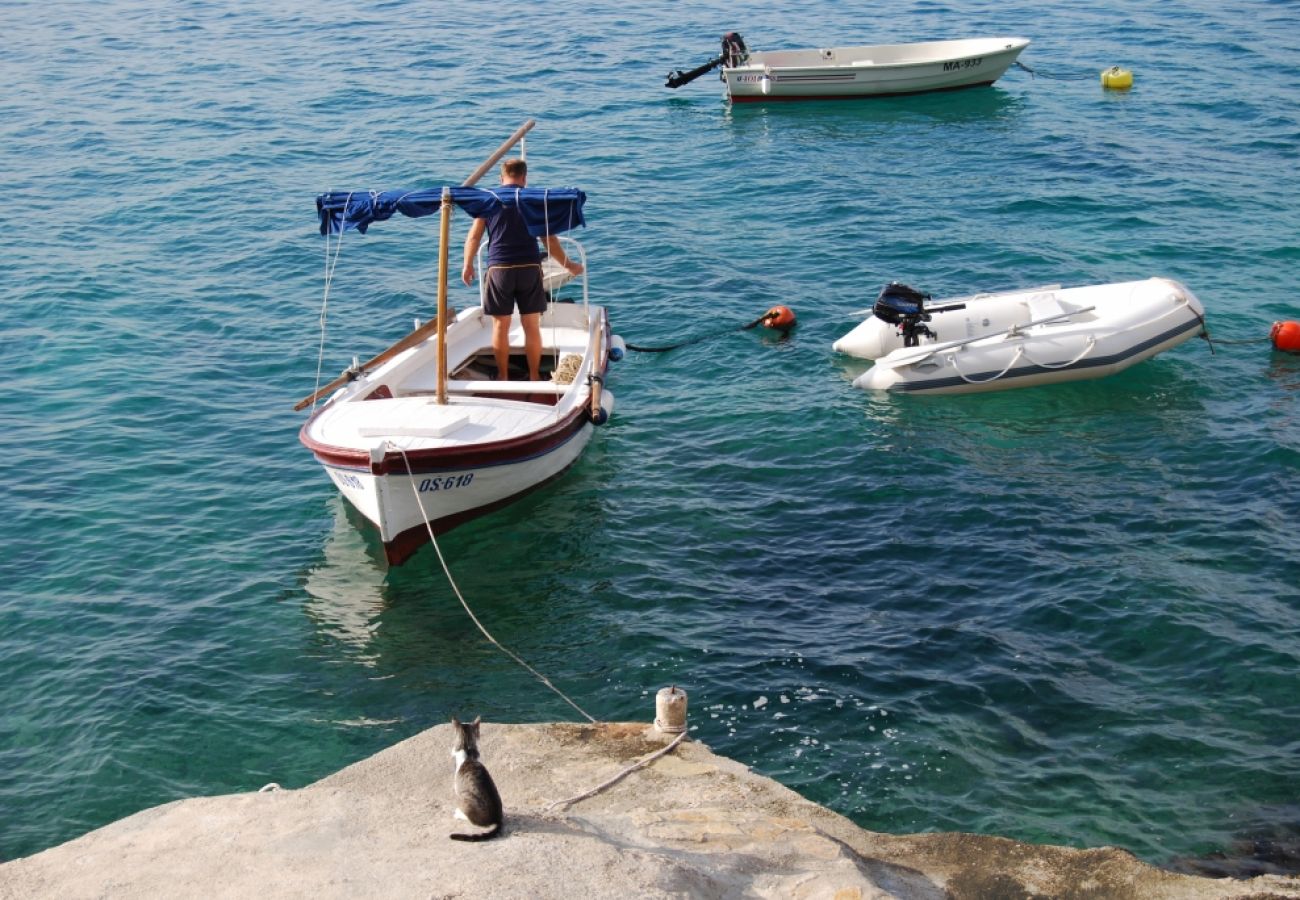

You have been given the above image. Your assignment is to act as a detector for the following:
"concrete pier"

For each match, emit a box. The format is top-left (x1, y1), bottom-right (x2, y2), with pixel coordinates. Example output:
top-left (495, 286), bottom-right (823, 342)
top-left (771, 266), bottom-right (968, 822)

top-left (2, 722), bottom-right (1297, 899)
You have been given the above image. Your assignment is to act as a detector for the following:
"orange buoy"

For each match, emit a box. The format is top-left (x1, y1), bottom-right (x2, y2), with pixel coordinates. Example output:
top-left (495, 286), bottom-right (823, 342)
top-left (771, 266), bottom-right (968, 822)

top-left (1271, 321), bottom-right (1300, 352)
top-left (761, 305), bottom-right (796, 331)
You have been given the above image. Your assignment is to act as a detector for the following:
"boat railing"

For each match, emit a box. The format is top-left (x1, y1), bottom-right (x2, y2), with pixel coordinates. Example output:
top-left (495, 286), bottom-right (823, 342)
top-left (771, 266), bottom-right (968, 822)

top-left (553, 234), bottom-right (590, 319)
top-left (474, 233), bottom-right (589, 321)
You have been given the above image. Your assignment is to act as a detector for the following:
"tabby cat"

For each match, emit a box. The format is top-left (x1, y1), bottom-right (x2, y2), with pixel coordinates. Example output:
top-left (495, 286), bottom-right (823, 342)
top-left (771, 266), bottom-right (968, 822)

top-left (449, 716), bottom-right (503, 841)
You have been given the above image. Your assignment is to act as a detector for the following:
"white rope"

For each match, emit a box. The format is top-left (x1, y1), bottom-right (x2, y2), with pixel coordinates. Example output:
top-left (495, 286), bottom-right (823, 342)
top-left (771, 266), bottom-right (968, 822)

top-left (545, 730), bottom-right (688, 813)
top-left (542, 188), bottom-right (559, 392)
top-left (1021, 335), bottom-right (1097, 369)
top-left (952, 344), bottom-right (1024, 384)
top-left (393, 445), bottom-right (598, 724)
top-left (312, 191), bottom-right (356, 414)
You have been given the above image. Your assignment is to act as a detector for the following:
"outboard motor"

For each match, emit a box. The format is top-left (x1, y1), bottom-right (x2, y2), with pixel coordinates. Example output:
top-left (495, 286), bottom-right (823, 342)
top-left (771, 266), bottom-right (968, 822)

top-left (720, 32), bottom-right (749, 69)
top-left (666, 32), bottom-right (749, 89)
top-left (873, 282), bottom-right (936, 347)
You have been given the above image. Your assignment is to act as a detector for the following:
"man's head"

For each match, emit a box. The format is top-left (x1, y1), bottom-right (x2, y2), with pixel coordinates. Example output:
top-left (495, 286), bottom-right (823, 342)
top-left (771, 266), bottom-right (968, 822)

top-left (501, 158), bottom-right (527, 185)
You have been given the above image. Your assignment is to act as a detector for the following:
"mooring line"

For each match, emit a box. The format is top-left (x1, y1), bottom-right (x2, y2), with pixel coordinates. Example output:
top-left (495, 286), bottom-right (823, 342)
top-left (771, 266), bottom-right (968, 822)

top-left (392, 446), bottom-right (692, 812)
top-left (625, 307), bottom-right (794, 353)
top-left (544, 730), bottom-right (688, 813)
top-left (394, 445), bottom-right (599, 724)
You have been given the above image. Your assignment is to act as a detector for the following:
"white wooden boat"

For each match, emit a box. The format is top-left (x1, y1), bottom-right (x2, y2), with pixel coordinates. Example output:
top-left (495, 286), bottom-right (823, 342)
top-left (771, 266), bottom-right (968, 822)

top-left (297, 125), bottom-right (618, 565)
top-left (834, 277), bottom-right (1206, 395)
top-left (667, 34), bottom-right (1029, 101)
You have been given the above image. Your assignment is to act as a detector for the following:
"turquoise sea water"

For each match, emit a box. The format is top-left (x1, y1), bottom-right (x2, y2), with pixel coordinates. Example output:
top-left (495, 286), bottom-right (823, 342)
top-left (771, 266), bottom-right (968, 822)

top-left (2, 0), bottom-right (1298, 874)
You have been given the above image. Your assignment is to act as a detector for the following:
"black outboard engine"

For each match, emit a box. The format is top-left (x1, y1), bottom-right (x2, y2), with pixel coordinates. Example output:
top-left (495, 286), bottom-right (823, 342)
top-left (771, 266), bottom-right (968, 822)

top-left (873, 282), bottom-right (936, 347)
top-left (666, 32), bottom-right (749, 89)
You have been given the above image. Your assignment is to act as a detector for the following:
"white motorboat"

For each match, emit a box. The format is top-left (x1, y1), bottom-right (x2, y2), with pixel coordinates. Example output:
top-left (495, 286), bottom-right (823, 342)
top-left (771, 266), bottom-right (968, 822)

top-left (297, 127), bottom-right (619, 565)
top-left (833, 277), bottom-right (1207, 395)
top-left (667, 33), bottom-right (1029, 101)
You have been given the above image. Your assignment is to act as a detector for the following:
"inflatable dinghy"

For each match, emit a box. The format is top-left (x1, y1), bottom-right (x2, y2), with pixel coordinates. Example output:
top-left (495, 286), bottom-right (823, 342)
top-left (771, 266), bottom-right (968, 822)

top-left (834, 277), bottom-right (1206, 395)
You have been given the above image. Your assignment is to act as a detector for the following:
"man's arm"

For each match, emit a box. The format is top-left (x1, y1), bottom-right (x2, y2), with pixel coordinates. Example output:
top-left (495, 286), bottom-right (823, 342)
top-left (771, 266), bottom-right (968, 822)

top-left (544, 234), bottom-right (583, 275)
top-left (462, 218), bottom-right (486, 285)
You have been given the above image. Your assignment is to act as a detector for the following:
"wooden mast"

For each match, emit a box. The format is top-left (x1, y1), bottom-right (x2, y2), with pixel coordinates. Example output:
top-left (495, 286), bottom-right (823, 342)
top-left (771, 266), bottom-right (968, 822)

top-left (434, 186), bottom-right (452, 405)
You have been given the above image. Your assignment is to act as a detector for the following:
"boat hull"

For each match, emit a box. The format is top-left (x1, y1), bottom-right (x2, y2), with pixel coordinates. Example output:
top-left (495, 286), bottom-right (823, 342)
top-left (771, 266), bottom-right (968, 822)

top-left (835, 278), bottom-right (1207, 395)
top-left (301, 298), bottom-right (615, 564)
top-left (724, 37), bottom-right (1029, 102)
top-left (315, 394), bottom-right (612, 565)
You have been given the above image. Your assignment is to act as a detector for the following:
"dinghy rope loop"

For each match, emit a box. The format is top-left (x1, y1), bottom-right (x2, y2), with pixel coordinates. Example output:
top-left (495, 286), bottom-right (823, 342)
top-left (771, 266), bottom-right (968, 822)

top-left (1021, 335), bottom-right (1097, 369)
top-left (393, 445), bottom-right (599, 725)
top-left (952, 345), bottom-right (1024, 384)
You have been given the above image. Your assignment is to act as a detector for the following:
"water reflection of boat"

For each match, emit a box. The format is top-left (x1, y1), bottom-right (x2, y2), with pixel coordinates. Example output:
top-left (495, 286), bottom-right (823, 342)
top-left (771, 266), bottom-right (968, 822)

top-left (301, 496), bottom-right (389, 663)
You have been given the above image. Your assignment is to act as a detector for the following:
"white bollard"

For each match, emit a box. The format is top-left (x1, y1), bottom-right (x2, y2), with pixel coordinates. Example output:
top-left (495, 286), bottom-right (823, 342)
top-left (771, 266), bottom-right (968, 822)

top-left (654, 685), bottom-right (688, 734)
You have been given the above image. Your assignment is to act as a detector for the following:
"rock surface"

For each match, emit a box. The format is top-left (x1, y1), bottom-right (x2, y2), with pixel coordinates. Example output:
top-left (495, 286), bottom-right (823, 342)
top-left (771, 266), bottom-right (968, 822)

top-left (3, 722), bottom-right (1298, 899)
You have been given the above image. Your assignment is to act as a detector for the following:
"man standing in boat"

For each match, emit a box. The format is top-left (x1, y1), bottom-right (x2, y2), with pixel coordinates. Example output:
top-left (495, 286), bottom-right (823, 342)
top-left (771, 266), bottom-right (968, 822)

top-left (461, 158), bottom-right (583, 382)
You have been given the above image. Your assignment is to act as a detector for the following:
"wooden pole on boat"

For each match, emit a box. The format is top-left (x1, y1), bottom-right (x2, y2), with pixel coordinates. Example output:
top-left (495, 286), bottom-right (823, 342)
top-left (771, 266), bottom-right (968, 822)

top-left (293, 120), bottom-right (537, 412)
top-left (435, 186), bottom-right (452, 405)
top-left (461, 118), bottom-right (535, 186)
top-left (590, 317), bottom-right (606, 423)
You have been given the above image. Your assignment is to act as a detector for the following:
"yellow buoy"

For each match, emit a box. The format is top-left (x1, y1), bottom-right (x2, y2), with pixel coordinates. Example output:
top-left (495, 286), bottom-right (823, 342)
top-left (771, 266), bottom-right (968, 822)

top-left (1101, 65), bottom-right (1133, 90)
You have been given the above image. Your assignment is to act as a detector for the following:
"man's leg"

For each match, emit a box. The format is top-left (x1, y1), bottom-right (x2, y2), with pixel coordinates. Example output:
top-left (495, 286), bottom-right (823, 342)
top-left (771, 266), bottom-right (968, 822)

top-left (491, 314), bottom-right (513, 380)
top-left (521, 312), bottom-right (542, 381)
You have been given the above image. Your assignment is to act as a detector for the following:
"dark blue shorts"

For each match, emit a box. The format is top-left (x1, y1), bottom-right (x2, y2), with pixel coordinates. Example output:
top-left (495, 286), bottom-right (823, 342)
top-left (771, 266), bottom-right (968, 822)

top-left (483, 264), bottom-right (546, 316)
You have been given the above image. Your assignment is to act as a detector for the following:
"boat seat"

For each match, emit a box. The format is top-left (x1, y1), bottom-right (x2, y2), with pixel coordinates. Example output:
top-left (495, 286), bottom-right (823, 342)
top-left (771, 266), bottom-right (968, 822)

top-left (1026, 292), bottom-right (1070, 322)
top-left (445, 380), bottom-right (568, 394)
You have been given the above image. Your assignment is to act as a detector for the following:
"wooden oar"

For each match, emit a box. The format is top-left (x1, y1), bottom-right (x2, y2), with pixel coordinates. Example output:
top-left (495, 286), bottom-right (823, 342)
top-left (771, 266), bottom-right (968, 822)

top-left (293, 119), bottom-right (537, 412)
top-left (461, 119), bottom-right (535, 186)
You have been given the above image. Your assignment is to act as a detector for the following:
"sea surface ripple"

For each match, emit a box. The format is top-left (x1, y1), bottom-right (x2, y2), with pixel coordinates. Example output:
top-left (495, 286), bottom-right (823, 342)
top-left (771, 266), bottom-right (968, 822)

top-left (1, 0), bottom-right (1298, 874)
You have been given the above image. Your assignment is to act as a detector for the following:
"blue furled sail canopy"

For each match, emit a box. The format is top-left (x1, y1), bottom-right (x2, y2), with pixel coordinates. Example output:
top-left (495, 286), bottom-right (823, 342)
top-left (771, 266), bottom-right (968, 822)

top-left (316, 186), bottom-right (586, 236)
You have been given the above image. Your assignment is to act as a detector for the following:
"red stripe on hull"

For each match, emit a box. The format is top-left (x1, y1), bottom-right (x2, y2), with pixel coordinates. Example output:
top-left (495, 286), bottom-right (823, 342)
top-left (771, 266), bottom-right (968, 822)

top-left (301, 403), bottom-right (591, 474)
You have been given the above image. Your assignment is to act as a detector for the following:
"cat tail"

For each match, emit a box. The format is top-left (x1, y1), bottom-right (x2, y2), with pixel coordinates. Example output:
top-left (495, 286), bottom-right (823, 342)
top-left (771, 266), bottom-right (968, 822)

top-left (449, 822), bottom-right (502, 842)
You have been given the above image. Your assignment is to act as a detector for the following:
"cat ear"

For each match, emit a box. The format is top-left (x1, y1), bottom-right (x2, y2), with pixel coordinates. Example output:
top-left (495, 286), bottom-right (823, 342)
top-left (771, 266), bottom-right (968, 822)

top-left (451, 716), bottom-right (461, 727)
top-left (472, 716), bottom-right (481, 727)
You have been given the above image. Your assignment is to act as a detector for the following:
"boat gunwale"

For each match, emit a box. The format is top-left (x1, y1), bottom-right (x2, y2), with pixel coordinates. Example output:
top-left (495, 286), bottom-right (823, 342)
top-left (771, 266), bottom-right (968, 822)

top-left (300, 398), bottom-right (595, 475)
top-left (729, 36), bottom-right (1030, 75)
top-left (299, 307), bottom-right (610, 476)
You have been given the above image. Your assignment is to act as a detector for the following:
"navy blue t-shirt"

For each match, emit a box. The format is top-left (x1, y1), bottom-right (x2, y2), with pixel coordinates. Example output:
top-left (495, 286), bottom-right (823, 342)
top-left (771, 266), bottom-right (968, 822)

top-left (483, 187), bottom-right (541, 266)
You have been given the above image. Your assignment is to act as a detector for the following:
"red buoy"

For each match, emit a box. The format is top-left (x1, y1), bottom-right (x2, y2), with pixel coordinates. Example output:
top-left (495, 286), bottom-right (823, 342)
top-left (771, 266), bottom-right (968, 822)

top-left (1271, 321), bottom-right (1300, 353)
top-left (761, 305), bottom-right (796, 331)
